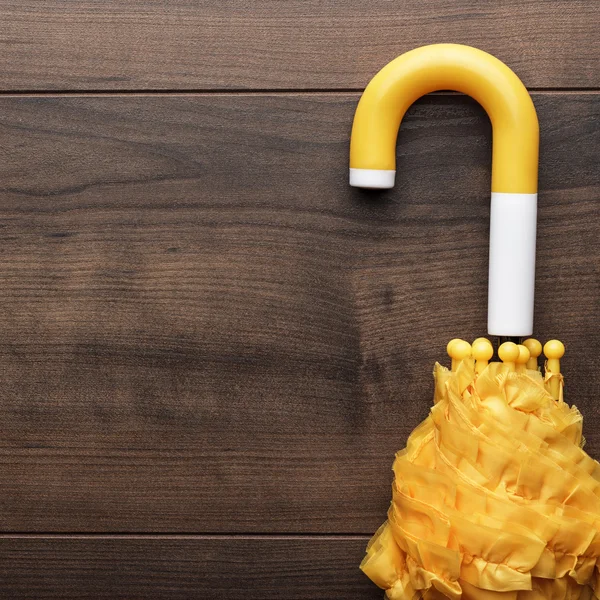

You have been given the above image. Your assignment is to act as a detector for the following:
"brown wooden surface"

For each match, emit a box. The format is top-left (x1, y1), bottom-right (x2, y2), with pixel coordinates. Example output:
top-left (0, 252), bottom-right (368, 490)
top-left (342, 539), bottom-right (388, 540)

top-left (0, 93), bottom-right (597, 537)
top-left (0, 536), bottom-right (378, 599)
top-left (1, 0), bottom-right (598, 90)
top-left (2, 1), bottom-right (600, 597)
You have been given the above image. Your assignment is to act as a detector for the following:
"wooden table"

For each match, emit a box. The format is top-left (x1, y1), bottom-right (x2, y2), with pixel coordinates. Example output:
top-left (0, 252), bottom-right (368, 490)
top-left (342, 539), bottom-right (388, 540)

top-left (0, 1), bottom-right (598, 597)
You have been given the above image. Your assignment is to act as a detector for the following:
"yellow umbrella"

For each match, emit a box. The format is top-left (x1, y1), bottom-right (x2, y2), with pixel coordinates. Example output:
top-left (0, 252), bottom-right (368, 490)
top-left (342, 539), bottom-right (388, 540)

top-left (349, 45), bottom-right (598, 600)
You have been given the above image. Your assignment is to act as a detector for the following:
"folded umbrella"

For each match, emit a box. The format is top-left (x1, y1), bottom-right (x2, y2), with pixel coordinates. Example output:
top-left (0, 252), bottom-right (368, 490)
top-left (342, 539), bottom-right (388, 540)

top-left (349, 44), bottom-right (599, 600)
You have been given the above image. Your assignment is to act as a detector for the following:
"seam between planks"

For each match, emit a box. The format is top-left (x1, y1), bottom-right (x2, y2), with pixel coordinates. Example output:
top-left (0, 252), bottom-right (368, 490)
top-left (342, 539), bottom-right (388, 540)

top-left (0, 533), bottom-right (372, 540)
top-left (0, 88), bottom-right (598, 98)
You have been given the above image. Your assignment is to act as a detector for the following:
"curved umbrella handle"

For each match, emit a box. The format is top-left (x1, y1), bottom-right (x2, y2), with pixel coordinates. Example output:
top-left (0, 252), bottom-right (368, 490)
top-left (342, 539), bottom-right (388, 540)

top-left (349, 44), bottom-right (539, 337)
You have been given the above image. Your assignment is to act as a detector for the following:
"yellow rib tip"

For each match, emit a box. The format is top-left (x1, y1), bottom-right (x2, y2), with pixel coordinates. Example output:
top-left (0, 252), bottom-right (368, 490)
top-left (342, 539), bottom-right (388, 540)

top-left (472, 338), bottom-right (493, 374)
top-left (498, 342), bottom-right (519, 371)
top-left (544, 340), bottom-right (565, 401)
top-left (447, 339), bottom-right (472, 372)
top-left (516, 344), bottom-right (531, 373)
top-left (544, 340), bottom-right (565, 360)
top-left (523, 338), bottom-right (542, 370)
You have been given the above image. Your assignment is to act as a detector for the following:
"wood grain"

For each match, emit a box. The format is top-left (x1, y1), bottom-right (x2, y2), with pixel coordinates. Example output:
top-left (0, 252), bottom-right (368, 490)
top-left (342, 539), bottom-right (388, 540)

top-left (0, 93), bottom-right (598, 534)
top-left (0, 535), bottom-right (378, 599)
top-left (1, 0), bottom-right (598, 91)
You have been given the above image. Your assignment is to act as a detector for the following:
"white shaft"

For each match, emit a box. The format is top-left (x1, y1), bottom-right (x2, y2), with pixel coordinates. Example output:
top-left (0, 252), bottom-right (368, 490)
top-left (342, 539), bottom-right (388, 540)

top-left (487, 192), bottom-right (537, 336)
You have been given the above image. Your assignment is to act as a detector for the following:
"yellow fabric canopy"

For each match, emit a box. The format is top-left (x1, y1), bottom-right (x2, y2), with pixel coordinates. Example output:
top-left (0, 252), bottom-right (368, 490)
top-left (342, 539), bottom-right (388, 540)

top-left (361, 359), bottom-right (600, 600)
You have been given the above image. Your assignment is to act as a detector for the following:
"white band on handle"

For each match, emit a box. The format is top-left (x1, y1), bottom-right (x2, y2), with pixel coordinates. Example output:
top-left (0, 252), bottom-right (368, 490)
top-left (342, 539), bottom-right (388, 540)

top-left (349, 168), bottom-right (396, 189)
top-left (487, 192), bottom-right (537, 337)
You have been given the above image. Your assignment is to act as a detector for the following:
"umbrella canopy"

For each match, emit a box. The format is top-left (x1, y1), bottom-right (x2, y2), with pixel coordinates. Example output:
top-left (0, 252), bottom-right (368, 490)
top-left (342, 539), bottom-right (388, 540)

top-left (361, 338), bottom-right (600, 600)
top-left (349, 45), bottom-right (599, 599)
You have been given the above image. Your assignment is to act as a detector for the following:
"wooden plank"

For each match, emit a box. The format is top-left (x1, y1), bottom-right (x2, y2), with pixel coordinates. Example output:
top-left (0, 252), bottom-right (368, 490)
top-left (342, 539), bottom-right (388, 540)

top-left (0, 93), bottom-right (597, 533)
top-left (1, 1), bottom-right (598, 91)
top-left (0, 535), bottom-right (379, 599)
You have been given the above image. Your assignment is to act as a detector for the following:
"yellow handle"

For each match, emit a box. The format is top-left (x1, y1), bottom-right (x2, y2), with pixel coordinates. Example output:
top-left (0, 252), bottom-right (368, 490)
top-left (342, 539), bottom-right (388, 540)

top-left (350, 44), bottom-right (539, 193)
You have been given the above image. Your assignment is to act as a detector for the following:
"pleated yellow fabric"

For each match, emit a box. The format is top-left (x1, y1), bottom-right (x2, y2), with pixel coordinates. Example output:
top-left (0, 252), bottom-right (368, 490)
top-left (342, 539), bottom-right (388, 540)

top-left (361, 359), bottom-right (600, 600)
